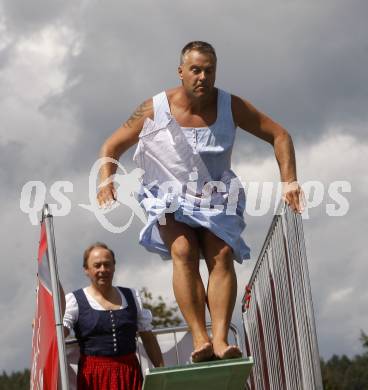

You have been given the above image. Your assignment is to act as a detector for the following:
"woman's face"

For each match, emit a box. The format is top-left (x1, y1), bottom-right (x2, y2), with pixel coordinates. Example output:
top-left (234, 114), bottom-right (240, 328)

top-left (84, 247), bottom-right (115, 288)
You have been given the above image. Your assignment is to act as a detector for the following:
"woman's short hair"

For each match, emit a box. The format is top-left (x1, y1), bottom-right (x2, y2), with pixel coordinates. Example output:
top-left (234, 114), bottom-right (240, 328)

top-left (180, 41), bottom-right (217, 64)
top-left (83, 242), bottom-right (116, 269)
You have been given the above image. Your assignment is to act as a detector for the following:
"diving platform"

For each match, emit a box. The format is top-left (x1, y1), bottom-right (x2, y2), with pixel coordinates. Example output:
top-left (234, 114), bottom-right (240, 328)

top-left (143, 357), bottom-right (254, 390)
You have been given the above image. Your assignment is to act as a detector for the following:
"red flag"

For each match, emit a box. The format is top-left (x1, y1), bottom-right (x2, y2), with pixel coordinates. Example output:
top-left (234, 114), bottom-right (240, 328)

top-left (30, 223), bottom-right (59, 389)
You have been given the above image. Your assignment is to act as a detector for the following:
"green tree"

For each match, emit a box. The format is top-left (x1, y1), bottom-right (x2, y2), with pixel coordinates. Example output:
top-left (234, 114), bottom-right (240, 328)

top-left (360, 330), bottom-right (368, 350)
top-left (140, 287), bottom-right (182, 328)
top-left (321, 331), bottom-right (368, 390)
top-left (0, 369), bottom-right (30, 390)
top-left (343, 354), bottom-right (368, 390)
top-left (321, 355), bottom-right (352, 390)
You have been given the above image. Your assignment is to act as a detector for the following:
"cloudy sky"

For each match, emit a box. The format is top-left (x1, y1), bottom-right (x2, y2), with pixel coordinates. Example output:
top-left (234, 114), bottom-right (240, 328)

top-left (0, 0), bottom-right (367, 373)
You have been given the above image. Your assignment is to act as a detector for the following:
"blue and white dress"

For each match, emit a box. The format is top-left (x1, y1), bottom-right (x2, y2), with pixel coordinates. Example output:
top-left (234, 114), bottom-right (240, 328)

top-left (133, 89), bottom-right (250, 263)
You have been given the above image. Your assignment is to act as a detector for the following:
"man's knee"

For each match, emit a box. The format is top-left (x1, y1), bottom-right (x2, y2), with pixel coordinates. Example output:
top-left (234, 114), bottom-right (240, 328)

top-left (171, 236), bottom-right (199, 264)
top-left (218, 245), bottom-right (233, 259)
top-left (209, 245), bottom-right (235, 271)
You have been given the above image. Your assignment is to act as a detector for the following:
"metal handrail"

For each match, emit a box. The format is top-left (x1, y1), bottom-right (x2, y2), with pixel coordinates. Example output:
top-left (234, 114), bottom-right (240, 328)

top-left (66, 321), bottom-right (242, 351)
top-left (241, 202), bottom-right (323, 390)
top-left (245, 201), bottom-right (286, 293)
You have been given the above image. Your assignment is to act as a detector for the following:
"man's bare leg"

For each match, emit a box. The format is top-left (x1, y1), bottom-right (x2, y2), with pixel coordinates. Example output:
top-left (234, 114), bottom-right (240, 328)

top-left (199, 229), bottom-right (242, 359)
top-left (159, 215), bottom-right (213, 362)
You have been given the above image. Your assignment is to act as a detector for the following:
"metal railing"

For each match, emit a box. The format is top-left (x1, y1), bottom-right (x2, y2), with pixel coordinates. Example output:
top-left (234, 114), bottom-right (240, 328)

top-left (242, 203), bottom-right (323, 390)
top-left (139, 322), bottom-right (242, 367)
top-left (66, 322), bottom-right (242, 368)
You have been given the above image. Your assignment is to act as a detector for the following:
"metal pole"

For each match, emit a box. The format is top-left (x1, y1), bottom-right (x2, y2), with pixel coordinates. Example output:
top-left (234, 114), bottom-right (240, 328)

top-left (42, 204), bottom-right (70, 390)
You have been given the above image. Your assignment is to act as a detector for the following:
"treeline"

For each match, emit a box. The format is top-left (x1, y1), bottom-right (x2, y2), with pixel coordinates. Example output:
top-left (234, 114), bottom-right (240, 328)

top-left (1, 343), bottom-right (368, 389)
top-left (321, 331), bottom-right (368, 390)
top-left (0, 369), bottom-right (30, 390)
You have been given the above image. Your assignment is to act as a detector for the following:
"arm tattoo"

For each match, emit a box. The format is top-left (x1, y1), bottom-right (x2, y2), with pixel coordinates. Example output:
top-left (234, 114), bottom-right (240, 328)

top-left (125, 101), bottom-right (151, 128)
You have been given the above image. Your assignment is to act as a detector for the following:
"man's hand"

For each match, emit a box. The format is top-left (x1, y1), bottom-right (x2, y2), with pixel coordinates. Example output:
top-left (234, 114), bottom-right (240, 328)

top-left (139, 331), bottom-right (165, 367)
top-left (282, 181), bottom-right (305, 213)
top-left (97, 182), bottom-right (117, 209)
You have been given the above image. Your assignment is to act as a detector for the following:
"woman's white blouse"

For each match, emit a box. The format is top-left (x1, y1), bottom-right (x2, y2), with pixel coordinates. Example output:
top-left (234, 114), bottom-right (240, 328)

top-left (63, 287), bottom-right (153, 332)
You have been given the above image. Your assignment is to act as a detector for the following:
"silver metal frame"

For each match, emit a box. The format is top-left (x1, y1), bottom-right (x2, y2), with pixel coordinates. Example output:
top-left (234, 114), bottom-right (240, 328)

top-left (242, 202), bottom-right (323, 390)
top-left (66, 322), bottom-right (242, 368)
top-left (42, 204), bottom-right (70, 390)
top-left (139, 322), bottom-right (242, 367)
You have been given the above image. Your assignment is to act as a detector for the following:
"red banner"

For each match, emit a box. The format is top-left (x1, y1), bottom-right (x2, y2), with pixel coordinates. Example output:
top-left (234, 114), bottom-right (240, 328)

top-left (30, 223), bottom-right (59, 389)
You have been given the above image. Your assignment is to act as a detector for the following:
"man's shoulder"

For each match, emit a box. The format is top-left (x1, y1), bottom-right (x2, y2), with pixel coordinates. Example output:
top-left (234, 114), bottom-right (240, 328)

top-left (116, 287), bottom-right (141, 307)
top-left (160, 87), bottom-right (180, 101)
top-left (116, 286), bottom-right (136, 295)
top-left (65, 291), bottom-right (75, 299)
top-left (70, 287), bottom-right (85, 295)
top-left (148, 87), bottom-right (177, 99)
top-left (65, 291), bottom-right (78, 308)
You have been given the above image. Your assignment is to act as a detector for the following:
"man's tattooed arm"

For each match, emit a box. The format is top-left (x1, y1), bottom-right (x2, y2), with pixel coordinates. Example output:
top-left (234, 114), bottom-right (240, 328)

top-left (124, 99), bottom-right (153, 128)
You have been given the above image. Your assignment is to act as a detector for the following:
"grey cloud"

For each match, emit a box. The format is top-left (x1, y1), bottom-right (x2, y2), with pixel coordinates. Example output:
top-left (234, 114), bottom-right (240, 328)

top-left (0, 141), bottom-right (25, 186)
top-left (38, 0), bottom-right (368, 169)
top-left (0, 42), bottom-right (14, 70)
top-left (1, 0), bottom-right (73, 34)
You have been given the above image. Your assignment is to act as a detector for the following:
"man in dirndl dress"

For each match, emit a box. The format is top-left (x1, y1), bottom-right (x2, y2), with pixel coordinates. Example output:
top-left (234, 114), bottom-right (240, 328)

top-left (63, 243), bottom-right (164, 390)
top-left (97, 41), bottom-right (303, 363)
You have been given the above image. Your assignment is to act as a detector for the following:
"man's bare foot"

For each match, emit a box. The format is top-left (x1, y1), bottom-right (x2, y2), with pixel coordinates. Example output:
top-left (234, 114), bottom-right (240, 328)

top-left (191, 342), bottom-right (214, 363)
top-left (214, 342), bottom-right (242, 360)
